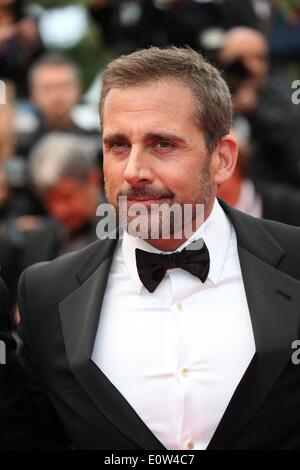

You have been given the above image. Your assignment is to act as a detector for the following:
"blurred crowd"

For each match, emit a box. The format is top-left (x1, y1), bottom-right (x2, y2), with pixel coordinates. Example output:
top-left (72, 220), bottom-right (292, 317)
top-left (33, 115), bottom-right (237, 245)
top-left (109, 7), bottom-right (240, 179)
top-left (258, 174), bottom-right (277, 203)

top-left (1, 0), bottom-right (300, 320)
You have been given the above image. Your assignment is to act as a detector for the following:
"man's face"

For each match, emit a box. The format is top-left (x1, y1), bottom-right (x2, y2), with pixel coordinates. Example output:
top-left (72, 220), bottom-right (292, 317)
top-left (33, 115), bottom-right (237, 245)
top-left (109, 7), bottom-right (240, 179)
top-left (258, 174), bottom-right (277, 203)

top-left (31, 65), bottom-right (80, 124)
top-left (102, 80), bottom-right (216, 246)
top-left (44, 177), bottom-right (95, 232)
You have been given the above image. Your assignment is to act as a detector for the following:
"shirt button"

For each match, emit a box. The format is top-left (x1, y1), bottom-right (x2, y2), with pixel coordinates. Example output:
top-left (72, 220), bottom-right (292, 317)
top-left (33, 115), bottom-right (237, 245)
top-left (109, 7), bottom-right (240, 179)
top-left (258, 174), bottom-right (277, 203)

top-left (176, 302), bottom-right (183, 311)
top-left (187, 440), bottom-right (195, 450)
top-left (180, 367), bottom-right (189, 377)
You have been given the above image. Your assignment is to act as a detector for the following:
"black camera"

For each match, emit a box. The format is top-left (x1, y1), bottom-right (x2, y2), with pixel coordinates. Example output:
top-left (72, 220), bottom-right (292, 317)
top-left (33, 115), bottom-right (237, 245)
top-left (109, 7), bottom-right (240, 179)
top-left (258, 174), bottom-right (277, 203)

top-left (222, 59), bottom-right (252, 94)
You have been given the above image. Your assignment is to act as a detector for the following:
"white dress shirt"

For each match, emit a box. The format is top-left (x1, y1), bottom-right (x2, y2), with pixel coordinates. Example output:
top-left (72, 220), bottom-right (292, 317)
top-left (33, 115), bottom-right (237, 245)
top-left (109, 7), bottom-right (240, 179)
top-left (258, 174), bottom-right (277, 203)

top-left (92, 199), bottom-right (255, 450)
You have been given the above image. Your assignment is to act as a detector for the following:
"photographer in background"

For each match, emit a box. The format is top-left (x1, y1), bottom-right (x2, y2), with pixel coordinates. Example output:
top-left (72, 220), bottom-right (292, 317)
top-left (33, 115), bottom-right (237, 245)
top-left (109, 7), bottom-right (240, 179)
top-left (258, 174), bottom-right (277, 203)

top-left (0, 163), bottom-right (42, 315)
top-left (219, 26), bottom-right (300, 186)
top-left (218, 128), bottom-right (300, 226)
top-left (0, 132), bottom-right (102, 323)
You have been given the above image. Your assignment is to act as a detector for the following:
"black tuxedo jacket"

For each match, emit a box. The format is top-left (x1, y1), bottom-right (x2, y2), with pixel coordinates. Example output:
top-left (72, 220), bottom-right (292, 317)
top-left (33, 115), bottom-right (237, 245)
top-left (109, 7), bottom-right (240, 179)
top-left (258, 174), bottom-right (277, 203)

top-left (17, 201), bottom-right (300, 449)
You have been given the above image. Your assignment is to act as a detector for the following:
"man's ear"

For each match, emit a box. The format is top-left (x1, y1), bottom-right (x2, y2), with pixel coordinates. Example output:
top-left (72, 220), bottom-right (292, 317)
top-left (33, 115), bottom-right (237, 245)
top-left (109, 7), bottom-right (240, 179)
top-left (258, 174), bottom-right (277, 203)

top-left (211, 134), bottom-right (238, 185)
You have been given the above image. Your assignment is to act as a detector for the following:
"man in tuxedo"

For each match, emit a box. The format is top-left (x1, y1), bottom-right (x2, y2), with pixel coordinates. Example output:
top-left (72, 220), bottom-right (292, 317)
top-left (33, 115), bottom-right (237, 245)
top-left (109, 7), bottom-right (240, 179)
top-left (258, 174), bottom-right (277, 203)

top-left (17, 46), bottom-right (300, 450)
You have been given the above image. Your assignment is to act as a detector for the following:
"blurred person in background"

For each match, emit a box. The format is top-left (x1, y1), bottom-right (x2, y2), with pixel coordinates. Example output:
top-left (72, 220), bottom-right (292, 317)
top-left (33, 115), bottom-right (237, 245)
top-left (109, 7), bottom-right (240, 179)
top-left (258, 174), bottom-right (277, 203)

top-left (19, 132), bottom-right (102, 272)
top-left (218, 128), bottom-right (300, 226)
top-left (0, 80), bottom-right (16, 162)
top-left (219, 26), bottom-right (300, 186)
top-left (0, 80), bottom-right (44, 225)
top-left (0, 163), bottom-right (42, 314)
top-left (0, 0), bottom-right (45, 98)
top-left (17, 53), bottom-right (101, 159)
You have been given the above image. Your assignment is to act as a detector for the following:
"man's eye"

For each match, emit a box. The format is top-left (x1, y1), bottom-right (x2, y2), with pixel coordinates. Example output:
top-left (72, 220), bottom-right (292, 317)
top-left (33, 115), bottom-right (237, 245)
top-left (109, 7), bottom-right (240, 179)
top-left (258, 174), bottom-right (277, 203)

top-left (155, 141), bottom-right (173, 149)
top-left (111, 142), bottom-right (129, 148)
top-left (105, 142), bottom-right (129, 152)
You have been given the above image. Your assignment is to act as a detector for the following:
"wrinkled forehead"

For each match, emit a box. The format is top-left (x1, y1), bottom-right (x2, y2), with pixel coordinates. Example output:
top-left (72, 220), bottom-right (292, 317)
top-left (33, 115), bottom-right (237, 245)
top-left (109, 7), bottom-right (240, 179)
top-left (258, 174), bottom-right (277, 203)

top-left (102, 80), bottom-right (197, 127)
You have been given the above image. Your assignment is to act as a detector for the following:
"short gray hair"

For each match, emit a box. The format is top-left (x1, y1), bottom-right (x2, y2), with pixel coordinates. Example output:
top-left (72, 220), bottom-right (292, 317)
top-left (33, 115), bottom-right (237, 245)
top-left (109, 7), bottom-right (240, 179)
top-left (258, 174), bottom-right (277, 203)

top-left (100, 46), bottom-right (233, 153)
top-left (29, 133), bottom-right (92, 194)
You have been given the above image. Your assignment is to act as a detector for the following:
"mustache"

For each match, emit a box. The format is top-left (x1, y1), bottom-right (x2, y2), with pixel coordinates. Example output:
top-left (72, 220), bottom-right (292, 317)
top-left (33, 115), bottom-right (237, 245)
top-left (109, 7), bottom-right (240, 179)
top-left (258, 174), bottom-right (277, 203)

top-left (118, 186), bottom-right (174, 200)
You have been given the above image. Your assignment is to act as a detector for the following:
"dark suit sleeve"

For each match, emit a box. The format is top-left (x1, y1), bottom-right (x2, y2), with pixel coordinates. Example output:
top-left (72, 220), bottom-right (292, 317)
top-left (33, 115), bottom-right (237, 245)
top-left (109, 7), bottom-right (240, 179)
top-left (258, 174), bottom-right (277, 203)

top-left (16, 270), bottom-right (69, 449)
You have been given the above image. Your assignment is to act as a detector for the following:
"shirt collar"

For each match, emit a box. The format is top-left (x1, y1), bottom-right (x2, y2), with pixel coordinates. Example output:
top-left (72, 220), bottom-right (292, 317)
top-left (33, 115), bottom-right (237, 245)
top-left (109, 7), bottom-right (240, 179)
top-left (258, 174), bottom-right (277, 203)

top-left (121, 199), bottom-right (232, 294)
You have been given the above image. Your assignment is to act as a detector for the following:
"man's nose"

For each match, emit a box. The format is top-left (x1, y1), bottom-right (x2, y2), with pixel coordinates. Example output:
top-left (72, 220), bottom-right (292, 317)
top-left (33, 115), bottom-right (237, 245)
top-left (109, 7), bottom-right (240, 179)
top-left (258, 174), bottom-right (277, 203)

top-left (123, 147), bottom-right (153, 187)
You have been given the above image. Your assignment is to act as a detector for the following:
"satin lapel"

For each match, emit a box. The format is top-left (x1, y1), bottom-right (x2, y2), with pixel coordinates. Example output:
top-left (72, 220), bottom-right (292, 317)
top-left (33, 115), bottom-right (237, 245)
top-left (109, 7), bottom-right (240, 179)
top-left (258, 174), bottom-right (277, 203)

top-left (59, 242), bottom-right (165, 451)
top-left (208, 203), bottom-right (300, 449)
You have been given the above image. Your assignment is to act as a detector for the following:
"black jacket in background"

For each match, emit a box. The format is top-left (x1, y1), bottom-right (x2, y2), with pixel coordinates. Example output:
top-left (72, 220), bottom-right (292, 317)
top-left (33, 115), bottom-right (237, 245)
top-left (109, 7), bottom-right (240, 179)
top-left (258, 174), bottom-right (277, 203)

top-left (258, 180), bottom-right (300, 227)
top-left (0, 278), bottom-right (65, 449)
top-left (90, 0), bottom-right (258, 56)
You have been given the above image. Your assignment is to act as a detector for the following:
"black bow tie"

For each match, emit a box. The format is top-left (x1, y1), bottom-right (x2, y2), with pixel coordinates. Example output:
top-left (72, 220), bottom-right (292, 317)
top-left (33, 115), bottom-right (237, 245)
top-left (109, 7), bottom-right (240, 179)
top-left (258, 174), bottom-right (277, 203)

top-left (135, 240), bottom-right (210, 293)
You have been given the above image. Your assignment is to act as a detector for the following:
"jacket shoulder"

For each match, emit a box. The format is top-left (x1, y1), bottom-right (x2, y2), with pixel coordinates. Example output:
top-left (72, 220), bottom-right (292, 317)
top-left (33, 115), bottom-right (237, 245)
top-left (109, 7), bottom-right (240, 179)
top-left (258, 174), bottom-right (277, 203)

top-left (260, 217), bottom-right (300, 250)
top-left (18, 237), bottom-right (117, 306)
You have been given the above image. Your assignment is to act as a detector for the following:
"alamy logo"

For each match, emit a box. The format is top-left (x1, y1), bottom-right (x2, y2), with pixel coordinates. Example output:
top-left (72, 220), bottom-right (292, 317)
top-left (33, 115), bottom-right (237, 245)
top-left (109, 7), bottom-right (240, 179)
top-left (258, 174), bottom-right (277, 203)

top-left (96, 197), bottom-right (205, 249)
top-left (0, 80), bottom-right (5, 105)
top-left (292, 80), bottom-right (300, 105)
top-left (0, 340), bottom-right (6, 365)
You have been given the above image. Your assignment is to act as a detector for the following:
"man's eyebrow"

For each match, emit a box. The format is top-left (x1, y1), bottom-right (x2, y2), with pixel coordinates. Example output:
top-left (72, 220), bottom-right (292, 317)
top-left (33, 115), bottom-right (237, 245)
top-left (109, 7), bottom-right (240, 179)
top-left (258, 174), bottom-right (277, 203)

top-left (103, 133), bottom-right (129, 144)
top-left (103, 132), bottom-right (188, 145)
top-left (144, 132), bottom-right (187, 145)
